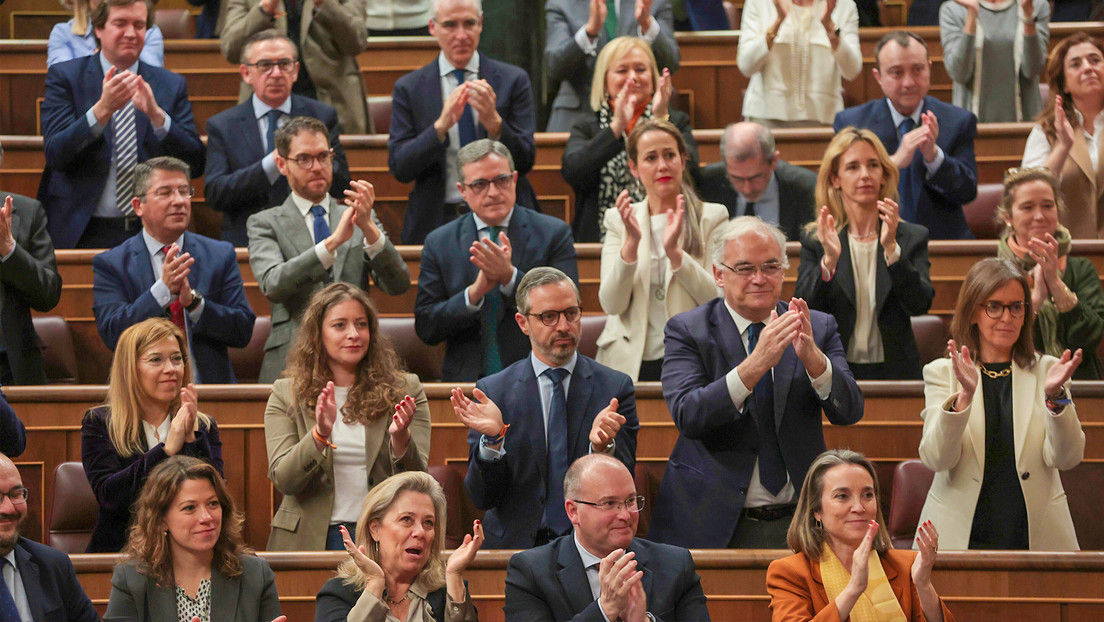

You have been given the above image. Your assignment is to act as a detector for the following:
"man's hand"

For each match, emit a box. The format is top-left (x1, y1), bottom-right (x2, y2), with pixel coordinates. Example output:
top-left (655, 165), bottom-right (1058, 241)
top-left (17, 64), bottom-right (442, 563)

top-left (635, 0), bottom-right (655, 32)
top-left (789, 298), bottom-right (826, 377)
top-left (177, 283), bottom-right (194, 309)
top-left (622, 581), bottom-right (649, 622)
top-left (0, 197), bottom-right (16, 257)
top-left (260, 0), bottom-right (280, 15)
top-left (132, 76), bottom-right (166, 128)
top-left (737, 309), bottom-right (800, 390)
top-left (160, 244), bottom-right (194, 295)
top-left (919, 110), bottom-right (940, 162)
top-left (450, 387), bottom-right (506, 441)
top-left (324, 205), bottom-right (358, 253)
top-left (598, 549), bottom-right (643, 621)
top-left (469, 231), bottom-right (513, 285)
top-left (585, 0), bottom-right (607, 38)
top-left (344, 180), bottom-right (381, 244)
top-left (435, 84), bottom-right (470, 140)
top-left (589, 398), bottom-right (625, 452)
top-left (892, 123), bottom-right (935, 170)
top-left (92, 67), bottom-right (140, 126)
top-left (467, 79), bottom-right (502, 138)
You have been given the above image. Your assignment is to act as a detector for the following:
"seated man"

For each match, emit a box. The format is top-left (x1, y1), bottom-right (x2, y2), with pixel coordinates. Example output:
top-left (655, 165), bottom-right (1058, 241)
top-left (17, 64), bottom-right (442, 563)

top-left (93, 156), bottom-right (256, 383)
top-left (205, 29), bottom-right (350, 247)
top-left (416, 139), bottom-right (578, 382)
top-left (451, 267), bottom-right (638, 549)
top-left (504, 454), bottom-right (709, 621)
top-left (0, 452), bottom-right (100, 622)
top-left (698, 122), bottom-right (817, 241)
top-left (249, 116), bottom-right (409, 383)
top-left (38, 0), bottom-right (205, 249)
top-left (0, 391), bottom-right (26, 457)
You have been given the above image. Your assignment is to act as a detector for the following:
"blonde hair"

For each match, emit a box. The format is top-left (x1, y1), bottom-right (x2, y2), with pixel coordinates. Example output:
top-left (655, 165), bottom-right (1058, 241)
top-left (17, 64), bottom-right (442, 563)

top-left (626, 118), bottom-right (706, 258)
top-left (589, 37), bottom-right (660, 112)
top-left (996, 166), bottom-right (1067, 231)
top-left (72, 0), bottom-right (91, 36)
top-left (811, 127), bottom-right (900, 233)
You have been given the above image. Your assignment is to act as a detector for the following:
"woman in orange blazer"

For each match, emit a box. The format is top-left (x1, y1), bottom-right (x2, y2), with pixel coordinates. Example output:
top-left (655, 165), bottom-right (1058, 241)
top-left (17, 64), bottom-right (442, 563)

top-left (767, 450), bottom-right (956, 622)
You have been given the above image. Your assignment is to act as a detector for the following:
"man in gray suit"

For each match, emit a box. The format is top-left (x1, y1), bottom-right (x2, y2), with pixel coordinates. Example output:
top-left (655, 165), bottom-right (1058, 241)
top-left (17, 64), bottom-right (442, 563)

top-left (247, 117), bottom-right (409, 383)
top-left (544, 0), bottom-right (680, 132)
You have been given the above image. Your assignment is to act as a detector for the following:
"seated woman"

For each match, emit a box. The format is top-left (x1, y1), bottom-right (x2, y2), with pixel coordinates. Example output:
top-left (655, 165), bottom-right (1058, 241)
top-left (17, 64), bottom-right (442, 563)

top-left (918, 257), bottom-right (1085, 550)
top-left (1021, 32), bottom-right (1104, 238)
top-left (596, 118), bottom-right (727, 381)
top-left (82, 318), bottom-right (223, 553)
top-left (104, 456), bottom-right (285, 622)
top-left (562, 36), bottom-right (699, 243)
top-left (315, 471), bottom-right (483, 622)
top-left (767, 449), bottom-right (953, 622)
top-left (996, 167), bottom-right (1104, 379)
top-left (49, 0), bottom-right (165, 67)
top-left (265, 282), bottom-right (430, 551)
top-left (794, 127), bottom-right (934, 380)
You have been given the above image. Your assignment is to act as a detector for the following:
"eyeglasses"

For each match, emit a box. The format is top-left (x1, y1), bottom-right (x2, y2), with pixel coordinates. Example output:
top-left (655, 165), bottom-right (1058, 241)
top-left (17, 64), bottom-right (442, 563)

top-left (147, 185), bottom-right (195, 199)
top-left (0, 487), bottom-right (28, 505)
top-left (432, 17), bottom-right (480, 32)
top-left (141, 353), bottom-right (187, 369)
top-left (572, 495), bottom-right (645, 513)
top-left (979, 301), bottom-right (1026, 319)
top-left (461, 173), bottom-right (514, 194)
top-left (727, 170), bottom-right (772, 186)
top-left (525, 306), bottom-right (582, 326)
top-left (718, 261), bottom-right (785, 279)
top-left (246, 58), bottom-right (296, 74)
top-left (286, 151), bottom-right (335, 169)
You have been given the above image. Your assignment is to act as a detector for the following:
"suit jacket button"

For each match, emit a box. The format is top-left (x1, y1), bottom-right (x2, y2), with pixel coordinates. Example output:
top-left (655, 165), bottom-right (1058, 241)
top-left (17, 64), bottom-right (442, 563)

top-left (369, 479), bottom-right (375, 487)
top-left (1021, 472), bottom-right (1030, 480)
top-left (739, 488), bottom-right (747, 496)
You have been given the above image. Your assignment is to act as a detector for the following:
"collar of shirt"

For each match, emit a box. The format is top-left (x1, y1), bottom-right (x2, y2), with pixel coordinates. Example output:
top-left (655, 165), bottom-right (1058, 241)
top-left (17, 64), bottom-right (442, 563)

top-left (472, 209), bottom-right (514, 234)
top-left (98, 51), bottom-right (139, 75)
top-left (2, 549), bottom-right (15, 569)
top-left (143, 229), bottom-right (185, 257)
top-left (723, 299), bottom-right (774, 342)
top-left (291, 192), bottom-right (326, 219)
top-left (252, 93), bottom-right (293, 120)
top-left (141, 415), bottom-right (171, 446)
top-left (1071, 108), bottom-right (1104, 137)
top-left (530, 350), bottom-right (578, 380)
top-left (573, 531), bottom-right (607, 571)
top-left (438, 50), bottom-right (481, 79)
top-left (886, 97), bottom-right (924, 129)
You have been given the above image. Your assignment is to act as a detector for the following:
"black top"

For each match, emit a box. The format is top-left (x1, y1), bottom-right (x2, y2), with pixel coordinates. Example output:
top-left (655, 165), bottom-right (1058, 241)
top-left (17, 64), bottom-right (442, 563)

top-left (969, 362), bottom-right (1030, 549)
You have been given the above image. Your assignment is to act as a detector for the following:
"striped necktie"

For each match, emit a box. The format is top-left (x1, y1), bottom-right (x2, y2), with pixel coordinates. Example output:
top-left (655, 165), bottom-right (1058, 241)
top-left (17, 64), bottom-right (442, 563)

top-left (115, 101), bottom-right (138, 216)
top-left (0, 557), bottom-right (21, 622)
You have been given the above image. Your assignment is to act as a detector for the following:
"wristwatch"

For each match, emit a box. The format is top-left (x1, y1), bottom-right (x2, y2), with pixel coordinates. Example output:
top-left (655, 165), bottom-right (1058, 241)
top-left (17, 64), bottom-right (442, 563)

top-left (185, 289), bottom-right (202, 312)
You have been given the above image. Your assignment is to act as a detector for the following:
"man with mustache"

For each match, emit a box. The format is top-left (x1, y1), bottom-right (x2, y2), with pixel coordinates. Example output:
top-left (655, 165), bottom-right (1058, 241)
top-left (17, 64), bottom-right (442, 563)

top-left (450, 267), bottom-right (638, 549)
top-left (0, 452), bottom-right (100, 622)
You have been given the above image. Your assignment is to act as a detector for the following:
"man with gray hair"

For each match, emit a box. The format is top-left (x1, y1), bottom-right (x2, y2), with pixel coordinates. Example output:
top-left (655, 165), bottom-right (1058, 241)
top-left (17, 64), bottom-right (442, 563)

top-left (698, 122), bottom-right (817, 241)
top-left (416, 139), bottom-right (577, 382)
top-left (649, 216), bottom-right (863, 549)
top-left (451, 268), bottom-right (637, 549)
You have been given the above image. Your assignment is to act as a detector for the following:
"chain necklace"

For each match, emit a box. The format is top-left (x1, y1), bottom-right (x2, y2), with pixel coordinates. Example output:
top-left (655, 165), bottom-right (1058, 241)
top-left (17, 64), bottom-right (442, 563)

top-left (386, 593), bottom-right (409, 606)
top-left (978, 362), bottom-right (1011, 378)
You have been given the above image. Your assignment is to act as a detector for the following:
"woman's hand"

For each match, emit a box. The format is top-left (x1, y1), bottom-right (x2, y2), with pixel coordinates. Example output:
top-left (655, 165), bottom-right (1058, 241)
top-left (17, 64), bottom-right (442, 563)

top-left (951, 0), bottom-right (979, 13)
top-left (341, 525), bottom-right (386, 598)
top-left (1027, 232), bottom-right (1061, 286)
top-left (877, 198), bottom-right (900, 257)
top-left (835, 520), bottom-right (879, 620)
top-left (1045, 348), bottom-right (1083, 396)
top-left (1031, 264), bottom-right (1049, 312)
top-left (389, 395), bottom-right (417, 457)
top-left (179, 383), bottom-right (198, 443)
top-left (617, 189), bottom-right (642, 264)
top-left (771, 0), bottom-right (790, 21)
top-left (314, 381), bottom-right (338, 443)
top-left (663, 195), bottom-right (686, 270)
top-left (816, 206), bottom-right (841, 274)
top-left (947, 339), bottom-right (978, 411)
top-left (1055, 96), bottom-right (1075, 151)
top-left (446, 520), bottom-right (485, 603)
top-left (165, 384), bottom-right (197, 455)
top-left (1021, 0), bottom-right (1035, 21)
top-left (610, 80), bottom-right (636, 139)
top-left (911, 520), bottom-right (939, 588)
top-left (651, 67), bottom-right (672, 119)
top-left (819, 0), bottom-right (837, 31)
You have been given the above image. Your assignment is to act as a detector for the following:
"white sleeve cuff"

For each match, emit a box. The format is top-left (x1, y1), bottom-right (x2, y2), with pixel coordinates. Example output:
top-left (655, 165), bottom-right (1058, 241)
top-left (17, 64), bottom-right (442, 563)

top-left (809, 356), bottom-right (833, 399)
top-left (727, 366), bottom-right (754, 409)
top-left (314, 241), bottom-right (336, 269)
top-left (575, 25), bottom-right (599, 55)
top-left (150, 280), bottom-right (173, 308)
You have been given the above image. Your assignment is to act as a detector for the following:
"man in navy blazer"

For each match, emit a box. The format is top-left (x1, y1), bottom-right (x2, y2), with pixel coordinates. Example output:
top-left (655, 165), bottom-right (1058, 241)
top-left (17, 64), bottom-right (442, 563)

top-left (388, 0), bottom-right (537, 244)
top-left (833, 30), bottom-right (978, 240)
top-left (505, 455), bottom-right (708, 621)
top-left (650, 217), bottom-right (863, 549)
top-left (38, 0), bottom-right (205, 249)
top-left (204, 30), bottom-right (350, 246)
top-left (93, 157), bottom-right (255, 383)
top-left (0, 453), bottom-right (100, 622)
top-left (415, 140), bottom-right (577, 382)
top-left (452, 269), bottom-right (638, 549)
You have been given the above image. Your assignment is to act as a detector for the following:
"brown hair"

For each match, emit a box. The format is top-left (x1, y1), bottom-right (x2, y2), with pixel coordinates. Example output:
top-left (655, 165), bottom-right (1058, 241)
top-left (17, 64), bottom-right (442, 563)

top-left (626, 118), bottom-right (706, 258)
top-left (812, 127), bottom-right (900, 234)
top-left (285, 283), bottom-right (407, 424)
top-left (950, 257), bottom-right (1037, 369)
top-left (90, 0), bottom-right (154, 32)
top-left (1037, 31), bottom-right (1104, 141)
top-left (996, 167), bottom-right (1067, 232)
top-left (122, 456), bottom-right (249, 588)
top-left (274, 116), bottom-right (329, 157)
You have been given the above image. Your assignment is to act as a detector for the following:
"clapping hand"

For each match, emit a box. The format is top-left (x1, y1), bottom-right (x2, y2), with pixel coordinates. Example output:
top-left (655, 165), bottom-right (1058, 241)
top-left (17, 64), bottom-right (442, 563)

top-left (389, 395), bottom-right (417, 456)
top-left (445, 520), bottom-right (485, 603)
top-left (947, 339), bottom-right (977, 412)
top-left (662, 195), bottom-right (686, 268)
top-left (815, 206), bottom-right (841, 274)
top-left (450, 387), bottom-right (505, 439)
top-left (877, 198), bottom-right (900, 256)
top-left (911, 520), bottom-right (940, 589)
top-left (341, 525), bottom-right (386, 598)
top-left (616, 189), bottom-right (642, 263)
top-left (1044, 348), bottom-right (1083, 396)
top-left (598, 549), bottom-right (643, 621)
top-left (165, 384), bottom-right (198, 455)
top-left (651, 67), bottom-right (673, 118)
top-left (315, 381), bottom-right (339, 439)
top-left (1054, 96), bottom-right (1075, 150)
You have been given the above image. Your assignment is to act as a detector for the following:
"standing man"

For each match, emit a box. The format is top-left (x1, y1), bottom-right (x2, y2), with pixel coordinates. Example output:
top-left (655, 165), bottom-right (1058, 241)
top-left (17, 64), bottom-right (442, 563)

top-left (834, 30), bottom-right (978, 240)
top-left (544, 0), bottom-right (681, 132)
top-left (205, 29), bottom-right (351, 247)
top-left (38, 0), bottom-right (205, 249)
top-left (220, 0), bottom-right (371, 134)
top-left (248, 117), bottom-right (410, 383)
top-left (451, 268), bottom-right (638, 549)
top-left (504, 454), bottom-right (709, 621)
top-left (389, 0), bottom-right (538, 244)
top-left (698, 122), bottom-right (817, 241)
top-left (415, 140), bottom-right (577, 382)
top-left (651, 217), bottom-right (863, 549)
top-left (93, 156), bottom-right (256, 384)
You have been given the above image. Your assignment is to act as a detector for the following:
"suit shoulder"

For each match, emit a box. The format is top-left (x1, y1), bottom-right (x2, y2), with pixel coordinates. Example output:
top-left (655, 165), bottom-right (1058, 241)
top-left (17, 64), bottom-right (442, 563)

top-left (479, 358), bottom-right (530, 392)
top-left (141, 63), bottom-right (186, 86)
top-left (206, 100), bottom-right (251, 126)
top-left (671, 299), bottom-right (716, 325)
top-left (422, 215), bottom-right (467, 246)
top-left (896, 220), bottom-right (930, 241)
top-left (508, 541), bottom-right (554, 570)
top-left (777, 160), bottom-right (817, 183)
top-left (92, 241), bottom-right (130, 267)
top-left (583, 355), bottom-right (633, 386)
top-left (394, 61), bottom-right (437, 91)
top-left (636, 538), bottom-right (694, 563)
top-left (0, 192), bottom-right (41, 209)
top-left (237, 553), bottom-right (273, 576)
top-left (247, 203), bottom-right (284, 227)
top-left (17, 538), bottom-right (73, 568)
top-left (766, 552), bottom-right (810, 578)
top-left (522, 209), bottom-right (573, 234)
top-left (190, 232), bottom-right (238, 257)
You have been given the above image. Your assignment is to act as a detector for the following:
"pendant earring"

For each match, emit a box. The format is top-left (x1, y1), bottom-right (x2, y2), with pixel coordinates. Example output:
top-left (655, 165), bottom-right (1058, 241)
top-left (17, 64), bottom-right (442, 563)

top-left (814, 519), bottom-right (823, 530)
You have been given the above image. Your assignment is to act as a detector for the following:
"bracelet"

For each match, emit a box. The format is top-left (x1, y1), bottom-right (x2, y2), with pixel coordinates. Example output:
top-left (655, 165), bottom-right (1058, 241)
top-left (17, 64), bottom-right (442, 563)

top-left (766, 26), bottom-right (778, 42)
top-left (482, 423), bottom-right (510, 446)
top-left (312, 426), bottom-right (336, 449)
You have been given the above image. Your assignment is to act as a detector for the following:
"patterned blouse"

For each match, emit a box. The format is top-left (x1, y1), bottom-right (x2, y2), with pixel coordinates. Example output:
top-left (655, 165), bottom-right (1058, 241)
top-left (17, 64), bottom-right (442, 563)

top-left (176, 578), bottom-right (212, 622)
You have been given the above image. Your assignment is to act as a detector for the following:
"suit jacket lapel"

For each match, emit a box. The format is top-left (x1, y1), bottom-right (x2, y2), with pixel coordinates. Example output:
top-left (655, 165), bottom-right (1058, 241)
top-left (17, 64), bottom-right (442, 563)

top-left (239, 101), bottom-right (266, 161)
top-left (772, 301), bottom-right (798, 429)
top-left (459, 214), bottom-right (481, 283)
top-left (329, 198), bottom-right (351, 274)
top-left (617, 0), bottom-right (636, 36)
top-left (967, 374), bottom-right (986, 472)
top-left (556, 538), bottom-right (599, 615)
top-left (1070, 131), bottom-right (1096, 185)
top-left (566, 357), bottom-right (596, 454)
top-left (628, 540), bottom-right (655, 605)
top-left (711, 299), bottom-right (746, 371)
top-left (836, 232), bottom-right (856, 305)
top-left (877, 99), bottom-right (901, 153)
top-left (14, 543), bottom-right (46, 622)
top-left (130, 236), bottom-right (158, 294)
top-left (1011, 363), bottom-right (1036, 466)
top-left (148, 575), bottom-right (178, 619)
top-left (279, 196), bottom-right (315, 256)
top-left (519, 367), bottom-right (548, 478)
top-left (874, 237), bottom-right (894, 315)
top-left (210, 568), bottom-right (240, 620)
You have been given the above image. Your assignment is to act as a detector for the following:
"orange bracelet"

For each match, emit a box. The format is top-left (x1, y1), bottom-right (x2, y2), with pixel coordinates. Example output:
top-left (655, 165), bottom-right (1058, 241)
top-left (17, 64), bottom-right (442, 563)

top-left (312, 426), bottom-right (337, 449)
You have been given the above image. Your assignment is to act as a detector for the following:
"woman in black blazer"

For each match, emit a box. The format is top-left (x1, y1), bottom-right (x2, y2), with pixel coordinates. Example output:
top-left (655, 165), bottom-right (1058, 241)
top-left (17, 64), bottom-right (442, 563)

top-left (794, 127), bottom-right (934, 379)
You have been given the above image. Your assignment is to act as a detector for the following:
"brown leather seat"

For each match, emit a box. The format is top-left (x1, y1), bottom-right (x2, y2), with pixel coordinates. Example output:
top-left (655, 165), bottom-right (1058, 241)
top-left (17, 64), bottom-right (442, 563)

top-left (378, 317), bottom-right (445, 382)
top-left (368, 96), bottom-right (393, 135)
top-left (910, 314), bottom-right (948, 367)
top-left (887, 459), bottom-right (935, 549)
top-left (428, 465), bottom-right (467, 549)
top-left (32, 316), bottom-right (79, 384)
top-left (154, 8), bottom-right (196, 39)
top-left (578, 314), bottom-right (607, 360)
top-left (229, 316), bottom-right (270, 384)
top-left (964, 183), bottom-right (1004, 239)
top-left (48, 461), bottom-right (98, 554)
top-left (633, 461), bottom-right (665, 538)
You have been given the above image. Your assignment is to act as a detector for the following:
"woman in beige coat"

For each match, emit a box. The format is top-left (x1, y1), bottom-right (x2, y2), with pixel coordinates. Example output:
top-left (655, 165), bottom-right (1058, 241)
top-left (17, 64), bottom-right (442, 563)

top-left (596, 119), bottom-right (728, 381)
top-left (264, 283), bottom-right (430, 551)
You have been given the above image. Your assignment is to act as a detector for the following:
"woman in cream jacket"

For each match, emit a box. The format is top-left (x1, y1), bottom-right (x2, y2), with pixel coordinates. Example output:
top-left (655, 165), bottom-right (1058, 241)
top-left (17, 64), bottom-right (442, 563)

top-left (596, 119), bottom-right (727, 381)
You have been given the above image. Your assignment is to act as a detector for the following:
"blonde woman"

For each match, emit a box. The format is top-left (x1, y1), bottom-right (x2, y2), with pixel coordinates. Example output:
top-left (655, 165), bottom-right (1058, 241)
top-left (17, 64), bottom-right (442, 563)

top-left (48, 0), bottom-right (165, 67)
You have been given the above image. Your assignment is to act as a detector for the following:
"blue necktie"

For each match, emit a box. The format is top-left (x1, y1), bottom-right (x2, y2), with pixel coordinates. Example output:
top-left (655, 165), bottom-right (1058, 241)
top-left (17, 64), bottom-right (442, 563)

top-left (897, 116), bottom-right (918, 223)
top-left (451, 69), bottom-right (477, 146)
top-left (748, 322), bottom-right (786, 495)
top-left (0, 558), bottom-right (21, 622)
top-left (310, 204), bottom-right (330, 245)
top-left (543, 366), bottom-right (571, 534)
top-left (481, 226), bottom-right (504, 375)
top-left (265, 109), bottom-right (283, 153)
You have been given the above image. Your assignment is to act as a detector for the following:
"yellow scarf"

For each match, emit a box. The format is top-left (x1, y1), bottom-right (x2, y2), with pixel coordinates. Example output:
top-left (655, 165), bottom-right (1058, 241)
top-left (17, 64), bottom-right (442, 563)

top-left (819, 544), bottom-right (907, 622)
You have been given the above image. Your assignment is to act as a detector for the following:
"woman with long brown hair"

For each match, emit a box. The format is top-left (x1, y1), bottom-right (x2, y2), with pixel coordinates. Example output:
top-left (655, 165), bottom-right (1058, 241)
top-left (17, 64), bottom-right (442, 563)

top-left (264, 282), bottom-right (430, 551)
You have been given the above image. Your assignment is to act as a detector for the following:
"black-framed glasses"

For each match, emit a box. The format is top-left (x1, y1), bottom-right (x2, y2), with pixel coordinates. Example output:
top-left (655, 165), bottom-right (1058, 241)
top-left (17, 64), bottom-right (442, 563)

top-left (286, 150), bottom-right (335, 169)
top-left (246, 58), bottom-right (296, 74)
top-left (980, 301), bottom-right (1025, 319)
top-left (572, 495), bottom-right (645, 513)
top-left (718, 261), bottom-right (785, 279)
top-left (461, 173), bottom-right (514, 194)
top-left (147, 185), bottom-right (195, 199)
top-left (0, 487), bottom-right (28, 505)
top-left (526, 306), bottom-right (582, 326)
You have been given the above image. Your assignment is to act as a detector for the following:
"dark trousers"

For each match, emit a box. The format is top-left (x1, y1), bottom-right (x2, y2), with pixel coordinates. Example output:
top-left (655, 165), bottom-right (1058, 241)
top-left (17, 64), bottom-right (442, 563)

top-left (325, 522), bottom-right (358, 551)
top-left (727, 504), bottom-right (795, 548)
top-left (77, 216), bottom-right (141, 249)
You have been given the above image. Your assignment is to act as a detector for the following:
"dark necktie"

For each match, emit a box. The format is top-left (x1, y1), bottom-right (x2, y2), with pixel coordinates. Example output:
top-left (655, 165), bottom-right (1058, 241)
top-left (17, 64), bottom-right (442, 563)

top-left (897, 116), bottom-right (918, 223)
top-left (0, 557), bottom-right (21, 622)
top-left (451, 69), bottom-right (477, 146)
top-left (114, 101), bottom-right (137, 216)
top-left (265, 109), bottom-right (283, 153)
top-left (481, 226), bottom-right (504, 375)
top-left (604, 0), bottom-right (618, 39)
top-left (162, 246), bottom-right (188, 337)
top-left (543, 366), bottom-right (571, 534)
top-left (748, 322), bottom-right (786, 495)
top-left (744, 200), bottom-right (757, 217)
top-left (310, 204), bottom-right (330, 245)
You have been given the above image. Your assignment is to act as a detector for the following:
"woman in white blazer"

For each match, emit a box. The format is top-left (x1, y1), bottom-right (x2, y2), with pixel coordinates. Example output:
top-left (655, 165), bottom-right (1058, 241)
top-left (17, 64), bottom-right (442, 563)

top-left (917, 257), bottom-right (1085, 550)
top-left (596, 119), bottom-right (728, 381)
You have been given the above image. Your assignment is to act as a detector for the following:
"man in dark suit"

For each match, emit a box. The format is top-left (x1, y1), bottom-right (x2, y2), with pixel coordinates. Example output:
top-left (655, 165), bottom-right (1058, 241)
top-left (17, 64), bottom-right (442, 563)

top-left (93, 156), bottom-right (256, 384)
top-left (504, 454), bottom-right (708, 621)
top-left (0, 452), bottom-right (100, 622)
top-left (204, 29), bottom-right (350, 247)
top-left (38, 0), bottom-right (205, 249)
top-left (388, 0), bottom-right (537, 244)
top-left (0, 392), bottom-right (26, 457)
top-left (451, 268), bottom-right (638, 549)
top-left (416, 140), bottom-right (578, 382)
top-left (833, 30), bottom-right (978, 240)
top-left (698, 122), bottom-right (817, 241)
top-left (650, 217), bottom-right (864, 549)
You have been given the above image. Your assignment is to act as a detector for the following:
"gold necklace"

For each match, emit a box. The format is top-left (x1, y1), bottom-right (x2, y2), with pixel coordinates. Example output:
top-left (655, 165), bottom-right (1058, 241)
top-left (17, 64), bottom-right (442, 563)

top-left (978, 363), bottom-right (1011, 378)
top-left (386, 593), bottom-right (409, 606)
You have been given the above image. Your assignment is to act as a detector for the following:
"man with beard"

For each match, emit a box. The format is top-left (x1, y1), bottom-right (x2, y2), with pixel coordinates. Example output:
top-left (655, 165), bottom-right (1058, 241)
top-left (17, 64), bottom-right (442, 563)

top-left (450, 267), bottom-right (638, 548)
top-left (0, 453), bottom-right (99, 621)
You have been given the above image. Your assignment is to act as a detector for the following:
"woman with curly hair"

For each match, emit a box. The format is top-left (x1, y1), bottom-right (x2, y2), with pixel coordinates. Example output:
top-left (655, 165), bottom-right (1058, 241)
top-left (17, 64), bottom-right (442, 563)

top-left (104, 455), bottom-right (285, 622)
top-left (264, 282), bottom-right (430, 551)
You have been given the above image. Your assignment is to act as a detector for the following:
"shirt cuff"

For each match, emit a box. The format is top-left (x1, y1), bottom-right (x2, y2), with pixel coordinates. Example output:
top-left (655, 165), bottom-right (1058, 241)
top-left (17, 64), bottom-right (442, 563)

top-left (923, 146), bottom-right (945, 177)
top-left (587, 438), bottom-right (617, 455)
top-left (464, 287), bottom-right (484, 312)
top-left (598, 598), bottom-right (614, 622)
top-left (262, 152), bottom-right (280, 183)
top-left (314, 241), bottom-right (336, 270)
top-left (362, 229), bottom-right (387, 260)
top-left (478, 437), bottom-right (505, 460)
top-left (153, 115), bottom-right (170, 139)
top-left (884, 243), bottom-right (901, 266)
top-left (809, 355), bottom-right (833, 399)
top-left (499, 267), bottom-right (519, 297)
top-left (85, 107), bottom-right (106, 136)
top-left (575, 25), bottom-right (599, 55)
top-left (187, 298), bottom-right (205, 322)
top-left (150, 280), bottom-right (173, 308)
top-left (640, 14), bottom-right (660, 43)
top-left (820, 259), bottom-right (836, 281)
top-left (727, 366), bottom-right (754, 409)
top-left (0, 244), bottom-right (16, 263)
